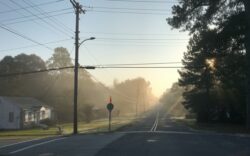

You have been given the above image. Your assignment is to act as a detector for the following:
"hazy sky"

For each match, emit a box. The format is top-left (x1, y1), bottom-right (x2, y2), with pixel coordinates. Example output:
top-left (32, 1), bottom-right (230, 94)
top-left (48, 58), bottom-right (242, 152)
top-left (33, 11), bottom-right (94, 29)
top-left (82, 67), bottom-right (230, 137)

top-left (0, 0), bottom-right (189, 97)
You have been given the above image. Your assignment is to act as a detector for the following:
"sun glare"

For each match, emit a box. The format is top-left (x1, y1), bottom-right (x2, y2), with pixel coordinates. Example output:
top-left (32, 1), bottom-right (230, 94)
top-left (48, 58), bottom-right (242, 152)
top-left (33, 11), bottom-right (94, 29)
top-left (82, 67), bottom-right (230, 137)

top-left (205, 58), bottom-right (216, 70)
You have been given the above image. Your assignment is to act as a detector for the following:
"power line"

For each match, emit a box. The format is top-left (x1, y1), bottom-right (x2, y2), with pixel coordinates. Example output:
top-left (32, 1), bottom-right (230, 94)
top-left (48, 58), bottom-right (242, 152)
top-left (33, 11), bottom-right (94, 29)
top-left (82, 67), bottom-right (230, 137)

top-left (86, 43), bottom-right (187, 47)
top-left (80, 46), bottom-right (138, 102)
top-left (79, 37), bottom-right (189, 45)
top-left (85, 43), bottom-right (188, 48)
top-left (94, 62), bottom-right (182, 66)
top-left (0, 38), bottom-right (72, 52)
top-left (87, 10), bottom-right (171, 15)
top-left (9, 0), bottom-right (72, 38)
top-left (24, 0), bottom-right (73, 35)
top-left (93, 40), bottom-right (187, 44)
top-left (1, 1), bottom-right (63, 37)
top-left (0, 65), bottom-right (194, 78)
top-left (39, 73), bottom-right (61, 99)
top-left (105, 0), bottom-right (177, 3)
top-left (81, 31), bottom-right (186, 36)
top-left (96, 37), bottom-right (188, 41)
top-left (0, 0), bottom-right (64, 14)
top-left (0, 66), bottom-right (74, 77)
top-left (39, 46), bottom-right (76, 99)
top-left (85, 5), bottom-right (171, 12)
top-left (0, 24), bottom-right (53, 50)
top-left (80, 46), bottom-right (137, 102)
top-left (95, 66), bottom-right (184, 69)
top-left (4, 11), bottom-right (73, 26)
top-left (0, 8), bottom-right (72, 23)
top-left (84, 69), bottom-right (137, 102)
top-left (85, 71), bottom-right (110, 94)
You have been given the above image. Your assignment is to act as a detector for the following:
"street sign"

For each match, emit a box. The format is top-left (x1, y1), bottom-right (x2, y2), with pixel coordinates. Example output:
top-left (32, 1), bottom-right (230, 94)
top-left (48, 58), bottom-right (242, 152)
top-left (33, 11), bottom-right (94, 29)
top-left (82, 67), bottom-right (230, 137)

top-left (107, 96), bottom-right (114, 132)
top-left (107, 103), bottom-right (114, 111)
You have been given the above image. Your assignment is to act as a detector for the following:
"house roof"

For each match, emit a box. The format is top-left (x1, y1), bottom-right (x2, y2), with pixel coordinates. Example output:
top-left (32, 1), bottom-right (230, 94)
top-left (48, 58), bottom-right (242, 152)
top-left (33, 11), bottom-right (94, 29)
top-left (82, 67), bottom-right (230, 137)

top-left (0, 96), bottom-right (51, 110)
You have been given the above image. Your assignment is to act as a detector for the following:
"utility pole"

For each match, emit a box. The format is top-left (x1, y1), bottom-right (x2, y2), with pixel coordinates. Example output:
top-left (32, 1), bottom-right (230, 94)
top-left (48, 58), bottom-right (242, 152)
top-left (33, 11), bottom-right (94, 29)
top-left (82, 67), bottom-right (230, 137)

top-left (144, 89), bottom-right (147, 113)
top-left (136, 83), bottom-right (139, 117)
top-left (70, 0), bottom-right (85, 135)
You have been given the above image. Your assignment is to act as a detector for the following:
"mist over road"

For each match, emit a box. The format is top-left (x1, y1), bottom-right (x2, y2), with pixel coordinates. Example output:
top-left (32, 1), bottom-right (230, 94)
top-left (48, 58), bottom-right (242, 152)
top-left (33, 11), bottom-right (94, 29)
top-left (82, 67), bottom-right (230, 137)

top-left (1, 105), bottom-right (250, 156)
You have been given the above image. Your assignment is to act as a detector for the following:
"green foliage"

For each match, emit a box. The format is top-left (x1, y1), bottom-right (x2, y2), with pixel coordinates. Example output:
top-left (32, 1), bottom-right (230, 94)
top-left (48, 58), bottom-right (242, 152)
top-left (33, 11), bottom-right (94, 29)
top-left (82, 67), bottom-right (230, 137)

top-left (79, 104), bottom-right (94, 123)
top-left (168, 0), bottom-right (249, 123)
top-left (167, 0), bottom-right (246, 33)
top-left (0, 48), bottom-right (156, 123)
top-left (46, 47), bottom-right (73, 68)
top-left (111, 77), bottom-right (156, 115)
top-left (0, 54), bottom-right (48, 96)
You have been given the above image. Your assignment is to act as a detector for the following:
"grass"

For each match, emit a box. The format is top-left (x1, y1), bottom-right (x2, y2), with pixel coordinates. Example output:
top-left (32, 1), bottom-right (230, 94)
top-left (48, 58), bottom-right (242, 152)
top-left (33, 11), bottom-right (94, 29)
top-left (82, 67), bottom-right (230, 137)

top-left (174, 118), bottom-right (250, 134)
top-left (0, 116), bottom-right (136, 139)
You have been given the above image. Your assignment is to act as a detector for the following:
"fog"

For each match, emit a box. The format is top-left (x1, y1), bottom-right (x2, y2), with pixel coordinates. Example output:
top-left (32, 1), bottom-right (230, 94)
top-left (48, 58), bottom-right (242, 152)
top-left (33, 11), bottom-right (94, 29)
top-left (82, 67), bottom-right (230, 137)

top-left (160, 83), bottom-right (188, 118)
top-left (0, 48), bottom-right (159, 123)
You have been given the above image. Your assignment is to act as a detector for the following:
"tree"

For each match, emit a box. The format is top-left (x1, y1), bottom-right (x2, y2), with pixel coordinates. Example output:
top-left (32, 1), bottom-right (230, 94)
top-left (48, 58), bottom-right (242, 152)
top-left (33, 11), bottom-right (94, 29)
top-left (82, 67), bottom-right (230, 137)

top-left (46, 47), bottom-right (73, 68)
top-left (112, 77), bottom-right (156, 115)
top-left (0, 54), bottom-right (46, 73)
top-left (167, 0), bottom-right (249, 124)
top-left (43, 47), bottom-right (109, 122)
top-left (0, 54), bottom-right (47, 96)
top-left (0, 49), bottom-right (120, 123)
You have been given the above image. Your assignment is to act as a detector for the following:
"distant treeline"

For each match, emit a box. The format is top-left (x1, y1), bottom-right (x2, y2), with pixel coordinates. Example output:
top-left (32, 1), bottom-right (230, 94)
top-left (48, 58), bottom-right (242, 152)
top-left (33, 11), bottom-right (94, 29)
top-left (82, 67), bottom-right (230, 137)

top-left (160, 83), bottom-right (188, 118)
top-left (0, 47), bottom-right (157, 123)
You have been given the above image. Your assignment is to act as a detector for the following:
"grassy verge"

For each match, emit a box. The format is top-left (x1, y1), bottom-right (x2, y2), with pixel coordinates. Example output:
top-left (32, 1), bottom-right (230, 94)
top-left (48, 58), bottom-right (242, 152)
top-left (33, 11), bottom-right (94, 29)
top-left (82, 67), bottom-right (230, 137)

top-left (174, 118), bottom-right (250, 134)
top-left (0, 116), bottom-right (136, 139)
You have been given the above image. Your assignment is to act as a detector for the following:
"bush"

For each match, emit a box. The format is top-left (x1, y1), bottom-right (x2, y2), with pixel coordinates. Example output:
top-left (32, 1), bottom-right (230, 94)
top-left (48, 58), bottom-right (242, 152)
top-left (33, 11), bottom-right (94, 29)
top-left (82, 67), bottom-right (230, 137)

top-left (40, 119), bottom-right (56, 126)
top-left (79, 104), bottom-right (94, 123)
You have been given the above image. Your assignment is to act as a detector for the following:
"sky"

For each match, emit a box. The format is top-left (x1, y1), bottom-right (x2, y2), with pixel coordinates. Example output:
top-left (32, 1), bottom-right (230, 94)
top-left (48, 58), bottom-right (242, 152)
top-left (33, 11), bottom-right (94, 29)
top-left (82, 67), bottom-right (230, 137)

top-left (0, 0), bottom-right (189, 97)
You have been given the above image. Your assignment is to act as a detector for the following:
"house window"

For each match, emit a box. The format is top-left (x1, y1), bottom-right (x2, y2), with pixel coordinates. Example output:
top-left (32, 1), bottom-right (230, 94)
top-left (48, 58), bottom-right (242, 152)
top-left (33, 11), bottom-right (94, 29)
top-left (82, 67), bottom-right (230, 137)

top-left (9, 112), bottom-right (14, 123)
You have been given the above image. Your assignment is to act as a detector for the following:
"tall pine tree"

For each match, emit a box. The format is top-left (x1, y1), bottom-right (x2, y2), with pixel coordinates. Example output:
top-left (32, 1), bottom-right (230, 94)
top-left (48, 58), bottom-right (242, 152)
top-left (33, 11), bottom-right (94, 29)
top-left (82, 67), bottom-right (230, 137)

top-left (168, 0), bottom-right (249, 124)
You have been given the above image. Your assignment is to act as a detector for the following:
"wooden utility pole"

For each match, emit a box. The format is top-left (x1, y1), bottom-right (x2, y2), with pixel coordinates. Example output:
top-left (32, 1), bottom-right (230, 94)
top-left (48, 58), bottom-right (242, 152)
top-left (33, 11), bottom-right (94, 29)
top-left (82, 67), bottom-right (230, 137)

top-left (70, 0), bottom-right (85, 135)
top-left (136, 83), bottom-right (139, 117)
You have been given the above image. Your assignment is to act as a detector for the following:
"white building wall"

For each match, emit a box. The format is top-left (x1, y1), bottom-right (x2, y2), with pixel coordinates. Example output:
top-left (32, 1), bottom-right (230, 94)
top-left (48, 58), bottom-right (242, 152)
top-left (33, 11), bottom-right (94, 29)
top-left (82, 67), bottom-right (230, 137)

top-left (40, 107), bottom-right (52, 120)
top-left (24, 111), bottom-right (36, 122)
top-left (0, 98), bottom-right (21, 129)
top-left (23, 107), bottom-right (52, 124)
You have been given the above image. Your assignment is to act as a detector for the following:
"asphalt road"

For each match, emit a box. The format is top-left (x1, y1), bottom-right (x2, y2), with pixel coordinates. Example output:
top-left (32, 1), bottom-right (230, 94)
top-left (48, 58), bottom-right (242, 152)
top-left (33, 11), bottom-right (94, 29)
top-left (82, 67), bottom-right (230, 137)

top-left (1, 105), bottom-right (250, 156)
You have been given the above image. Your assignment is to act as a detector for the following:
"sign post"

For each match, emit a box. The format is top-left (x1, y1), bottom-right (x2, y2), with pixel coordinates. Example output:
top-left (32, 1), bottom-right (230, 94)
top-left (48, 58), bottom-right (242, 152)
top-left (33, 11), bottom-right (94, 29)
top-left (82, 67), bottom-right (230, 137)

top-left (106, 97), bottom-right (114, 132)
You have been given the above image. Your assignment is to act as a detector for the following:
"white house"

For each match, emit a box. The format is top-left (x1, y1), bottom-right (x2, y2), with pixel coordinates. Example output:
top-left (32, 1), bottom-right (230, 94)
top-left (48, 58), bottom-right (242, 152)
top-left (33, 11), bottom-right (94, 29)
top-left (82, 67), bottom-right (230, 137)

top-left (0, 96), bottom-right (54, 129)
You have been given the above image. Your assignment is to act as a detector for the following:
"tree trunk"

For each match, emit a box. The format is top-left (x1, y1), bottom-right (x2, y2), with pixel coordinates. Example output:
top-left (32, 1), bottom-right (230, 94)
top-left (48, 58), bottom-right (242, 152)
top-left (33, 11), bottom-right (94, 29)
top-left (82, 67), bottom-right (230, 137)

top-left (244, 0), bottom-right (250, 129)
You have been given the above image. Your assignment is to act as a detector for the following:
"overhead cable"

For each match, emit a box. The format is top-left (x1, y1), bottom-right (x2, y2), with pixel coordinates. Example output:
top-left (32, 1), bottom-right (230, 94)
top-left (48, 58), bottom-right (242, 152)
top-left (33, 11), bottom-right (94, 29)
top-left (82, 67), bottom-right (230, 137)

top-left (105, 0), bottom-right (177, 3)
top-left (0, 0), bottom-right (64, 14)
top-left (0, 66), bottom-right (74, 77)
top-left (0, 38), bottom-right (73, 52)
top-left (9, 0), bottom-right (72, 37)
top-left (0, 25), bottom-right (53, 50)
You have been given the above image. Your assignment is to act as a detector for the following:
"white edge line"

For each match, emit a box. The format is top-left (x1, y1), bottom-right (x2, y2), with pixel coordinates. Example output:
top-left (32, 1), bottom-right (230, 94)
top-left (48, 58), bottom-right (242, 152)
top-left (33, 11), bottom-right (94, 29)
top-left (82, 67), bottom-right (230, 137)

top-left (9, 137), bottom-right (66, 154)
top-left (150, 112), bottom-right (159, 132)
top-left (152, 112), bottom-right (159, 132)
top-left (150, 118), bottom-right (157, 131)
top-left (155, 112), bottom-right (159, 131)
top-left (153, 116), bottom-right (158, 131)
top-left (0, 137), bottom-right (42, 149)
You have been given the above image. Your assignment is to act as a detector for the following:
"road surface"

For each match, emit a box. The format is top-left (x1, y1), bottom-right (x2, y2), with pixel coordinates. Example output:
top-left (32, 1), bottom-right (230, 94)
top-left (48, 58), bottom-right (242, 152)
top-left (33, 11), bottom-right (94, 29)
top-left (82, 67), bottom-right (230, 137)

top-left (1, 105), bottom-right (250, 156)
